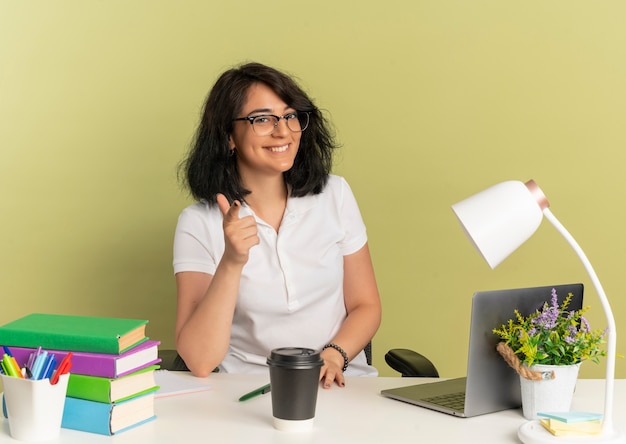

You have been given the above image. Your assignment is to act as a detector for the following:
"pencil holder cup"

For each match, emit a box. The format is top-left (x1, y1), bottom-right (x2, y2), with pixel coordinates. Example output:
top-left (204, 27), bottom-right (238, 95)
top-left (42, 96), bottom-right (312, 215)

top-left (1, 373), bottom-right (69, 441)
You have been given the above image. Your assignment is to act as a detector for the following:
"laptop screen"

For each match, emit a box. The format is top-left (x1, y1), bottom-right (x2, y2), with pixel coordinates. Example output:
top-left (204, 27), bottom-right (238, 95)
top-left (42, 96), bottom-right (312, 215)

top-left (464, 283), bottom-right (584, 416)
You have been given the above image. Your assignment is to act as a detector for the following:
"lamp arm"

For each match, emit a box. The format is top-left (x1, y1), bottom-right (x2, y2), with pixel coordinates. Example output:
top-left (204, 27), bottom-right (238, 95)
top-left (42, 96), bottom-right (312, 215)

top-left (542, 208), bottom-right (616, 433)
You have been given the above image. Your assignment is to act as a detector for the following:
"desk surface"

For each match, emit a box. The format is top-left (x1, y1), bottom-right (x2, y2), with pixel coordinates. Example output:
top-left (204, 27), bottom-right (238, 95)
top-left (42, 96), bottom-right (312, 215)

top-left (1, 374), bottom-right (625, 443)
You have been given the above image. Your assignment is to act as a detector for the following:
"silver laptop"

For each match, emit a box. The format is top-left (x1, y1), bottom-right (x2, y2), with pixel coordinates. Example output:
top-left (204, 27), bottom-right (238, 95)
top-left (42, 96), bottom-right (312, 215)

top-left (381, 283), bottom-right (584, 417)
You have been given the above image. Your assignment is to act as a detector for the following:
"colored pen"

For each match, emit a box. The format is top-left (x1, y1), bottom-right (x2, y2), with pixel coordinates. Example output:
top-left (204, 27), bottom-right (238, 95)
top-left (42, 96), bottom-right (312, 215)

top-left (50, 352), bottom-right (72, 385)
top-left (1, 355), bottom-right (12, 376)
top-left (10, 357), bottom-right (24, 378)
top-left (26, 352), bottom-right (36, 370)
top-left (2, 354), bottom-right (20, 378)
top-left (2, 350), bottom-right (24, 378)
top-left (32, 351), bottom-right (48, 380)
top-left (41, 354), bottom-right (56, 380)
top-left (238, 383), bottom-right (271, 402)
top-left (29, 346), bottom-right (42, 370)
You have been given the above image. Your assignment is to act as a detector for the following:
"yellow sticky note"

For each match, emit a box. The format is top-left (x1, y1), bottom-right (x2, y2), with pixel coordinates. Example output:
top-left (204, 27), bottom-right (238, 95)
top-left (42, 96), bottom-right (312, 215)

top-left (540, 419), bottom-right (603, 436)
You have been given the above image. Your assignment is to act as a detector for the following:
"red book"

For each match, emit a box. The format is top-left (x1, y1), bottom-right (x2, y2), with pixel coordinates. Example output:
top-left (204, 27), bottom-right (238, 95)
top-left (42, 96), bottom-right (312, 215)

top-left (9, 340), bottom-right (161, 378)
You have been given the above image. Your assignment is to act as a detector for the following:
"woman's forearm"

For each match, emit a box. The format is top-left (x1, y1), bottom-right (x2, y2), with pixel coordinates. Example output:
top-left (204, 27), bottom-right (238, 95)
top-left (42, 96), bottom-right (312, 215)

top-left (328, 301), bottom-right (382, 362)
top-left (175, 261), bottom-right (244, 376)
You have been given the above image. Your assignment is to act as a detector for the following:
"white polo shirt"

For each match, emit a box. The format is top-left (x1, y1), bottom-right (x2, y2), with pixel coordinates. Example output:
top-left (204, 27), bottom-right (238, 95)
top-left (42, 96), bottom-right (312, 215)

top-left (173, 175), bottom-right (377, 376)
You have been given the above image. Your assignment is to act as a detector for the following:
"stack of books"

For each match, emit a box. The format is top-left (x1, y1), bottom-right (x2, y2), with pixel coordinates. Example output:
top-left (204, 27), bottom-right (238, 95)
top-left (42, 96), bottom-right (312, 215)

top-left (0, 313), bottom-right (161, 435)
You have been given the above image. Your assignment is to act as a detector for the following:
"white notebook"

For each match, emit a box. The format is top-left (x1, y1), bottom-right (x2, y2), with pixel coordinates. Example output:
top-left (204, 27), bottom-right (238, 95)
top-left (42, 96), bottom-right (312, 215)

top-left (154, 370), bottom-right (211, 398)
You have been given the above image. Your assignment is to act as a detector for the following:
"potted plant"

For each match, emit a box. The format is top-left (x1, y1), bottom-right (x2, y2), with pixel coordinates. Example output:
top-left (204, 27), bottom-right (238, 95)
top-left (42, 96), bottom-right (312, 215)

top-left (493, 288), bottom-right (606, 419)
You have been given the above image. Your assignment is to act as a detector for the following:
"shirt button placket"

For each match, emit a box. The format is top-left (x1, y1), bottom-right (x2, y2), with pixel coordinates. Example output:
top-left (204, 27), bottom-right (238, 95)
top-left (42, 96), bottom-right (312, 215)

top-left (275, 228), bottom-right (299, 311)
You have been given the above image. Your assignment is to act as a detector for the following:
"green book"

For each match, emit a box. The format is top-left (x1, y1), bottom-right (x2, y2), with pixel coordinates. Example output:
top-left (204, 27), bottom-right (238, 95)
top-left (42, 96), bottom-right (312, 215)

top-left (67, 365), bottom-right (160, 403)
top-left (0, 313), bottom-right (148, 354)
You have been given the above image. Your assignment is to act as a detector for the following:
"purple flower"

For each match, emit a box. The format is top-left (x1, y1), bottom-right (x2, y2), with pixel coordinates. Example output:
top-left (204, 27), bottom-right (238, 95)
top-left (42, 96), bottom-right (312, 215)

top-left (533, 299), bottom-right (558, 330)
top-left (581, 316), bottom-right (591, 333)
top-left (565, 325), bottom-right (578, 344)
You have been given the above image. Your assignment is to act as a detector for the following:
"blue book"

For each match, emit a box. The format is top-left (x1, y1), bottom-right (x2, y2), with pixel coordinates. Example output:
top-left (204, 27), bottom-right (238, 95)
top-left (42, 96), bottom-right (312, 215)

top-left (3, 392), bottom-right (156, 436)
top-left (61, 392), bottom-right (157, 435)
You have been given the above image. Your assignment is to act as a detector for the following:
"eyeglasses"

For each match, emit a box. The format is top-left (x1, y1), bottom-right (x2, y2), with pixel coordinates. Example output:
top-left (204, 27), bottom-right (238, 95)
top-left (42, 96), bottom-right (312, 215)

top-left (232, 111), bottom-right (310, 136)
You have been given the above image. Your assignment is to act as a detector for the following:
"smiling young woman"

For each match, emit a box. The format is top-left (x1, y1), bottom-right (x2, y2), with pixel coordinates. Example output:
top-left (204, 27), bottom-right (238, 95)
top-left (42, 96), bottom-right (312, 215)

top-left (173, 62), bottom-right (382, 389)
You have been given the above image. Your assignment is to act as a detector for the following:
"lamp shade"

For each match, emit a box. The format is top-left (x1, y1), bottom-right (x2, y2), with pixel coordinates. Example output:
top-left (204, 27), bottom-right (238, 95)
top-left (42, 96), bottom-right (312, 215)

top-left (451, 180), bottom-right (549, 269)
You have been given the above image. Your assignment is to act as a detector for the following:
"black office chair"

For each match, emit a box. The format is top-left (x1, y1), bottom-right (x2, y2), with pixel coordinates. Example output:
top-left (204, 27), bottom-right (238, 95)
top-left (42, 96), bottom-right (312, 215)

top-left (384, 348), bottom-right (439, 377)
top-left (158, 349), bottom-right (190, 371)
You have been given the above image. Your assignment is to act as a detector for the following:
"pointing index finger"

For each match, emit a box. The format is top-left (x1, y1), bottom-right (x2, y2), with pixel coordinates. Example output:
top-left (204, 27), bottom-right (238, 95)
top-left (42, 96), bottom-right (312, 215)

top-left (217, 193), bottom-right (240, 220)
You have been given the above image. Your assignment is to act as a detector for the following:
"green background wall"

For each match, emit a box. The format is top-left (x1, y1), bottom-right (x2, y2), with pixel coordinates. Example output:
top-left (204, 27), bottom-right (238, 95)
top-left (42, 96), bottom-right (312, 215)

top-left (1, 1), bottom-right (624, 380)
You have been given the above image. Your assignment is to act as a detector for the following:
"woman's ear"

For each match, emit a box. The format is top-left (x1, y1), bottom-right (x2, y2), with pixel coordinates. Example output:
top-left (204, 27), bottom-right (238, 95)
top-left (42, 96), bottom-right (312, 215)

top-left (228, 135), bottom-right (236, 150)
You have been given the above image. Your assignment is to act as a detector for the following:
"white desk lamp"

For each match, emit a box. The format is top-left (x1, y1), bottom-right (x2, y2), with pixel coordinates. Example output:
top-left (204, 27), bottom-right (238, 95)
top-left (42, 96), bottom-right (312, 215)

top-left (451, 180), bottom-right (624, 444)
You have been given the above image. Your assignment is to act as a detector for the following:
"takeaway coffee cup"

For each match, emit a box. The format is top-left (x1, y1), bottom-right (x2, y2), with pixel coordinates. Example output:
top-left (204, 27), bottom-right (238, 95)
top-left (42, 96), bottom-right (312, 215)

top-left (1, 373), bottom-right (69, 441)
top-left (267, 347), bottom-right (324, 432)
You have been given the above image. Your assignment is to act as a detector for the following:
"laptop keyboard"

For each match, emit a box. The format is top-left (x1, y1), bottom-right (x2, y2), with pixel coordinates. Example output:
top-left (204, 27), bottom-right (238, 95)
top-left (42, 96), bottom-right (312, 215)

top-left (423, 391), bottom-right (466, 411)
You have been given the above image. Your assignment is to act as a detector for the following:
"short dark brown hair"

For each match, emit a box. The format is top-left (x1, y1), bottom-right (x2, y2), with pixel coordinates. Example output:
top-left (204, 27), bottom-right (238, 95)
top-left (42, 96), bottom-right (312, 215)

top-left (180, 62), bottom-right (338, 204)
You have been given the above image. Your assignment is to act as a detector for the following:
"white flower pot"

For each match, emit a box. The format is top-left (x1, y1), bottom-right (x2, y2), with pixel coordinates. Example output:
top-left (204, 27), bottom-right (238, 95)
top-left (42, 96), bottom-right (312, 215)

top-left (519, 363), bottom-right (581, 420)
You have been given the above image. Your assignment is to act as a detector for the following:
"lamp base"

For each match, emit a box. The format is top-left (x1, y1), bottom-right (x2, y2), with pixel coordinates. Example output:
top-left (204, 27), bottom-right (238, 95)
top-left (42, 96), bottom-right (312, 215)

top-left (518, 420), bottom-right (625, 444)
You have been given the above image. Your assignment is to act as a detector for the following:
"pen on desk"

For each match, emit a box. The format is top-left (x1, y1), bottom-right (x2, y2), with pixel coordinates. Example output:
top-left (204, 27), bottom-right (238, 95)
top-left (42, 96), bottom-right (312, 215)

top-left (238, 383), bottom-right (271, 402)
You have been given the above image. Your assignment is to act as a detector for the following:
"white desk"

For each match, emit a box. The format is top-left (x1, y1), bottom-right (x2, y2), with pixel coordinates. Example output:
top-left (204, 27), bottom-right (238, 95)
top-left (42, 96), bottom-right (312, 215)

top-left (1, 374), bottom-right (625, 443)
